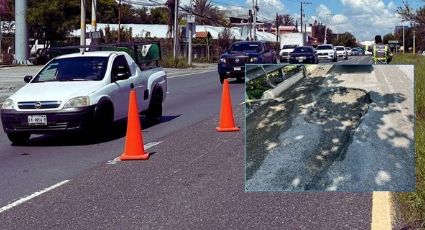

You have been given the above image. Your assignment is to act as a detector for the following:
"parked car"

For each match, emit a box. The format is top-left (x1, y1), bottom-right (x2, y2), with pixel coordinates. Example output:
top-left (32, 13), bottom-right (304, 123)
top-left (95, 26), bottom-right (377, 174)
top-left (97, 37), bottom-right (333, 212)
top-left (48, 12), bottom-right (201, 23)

top-left (316, 44), bottom-right (337, 62)
top-left (1, 50), bottom-right (167, 144)
top-left (279, 44), bottom-right (298, 62)
top-left (345, 47), bottom-right (352, 56)
top-left (289, 46), bottom-right (318, 64)
top-left (335, 46), bottom-right (348, 60)
top-left (218, 41), bottom-right (278, 83)
top-left (352, 47), bottom-right (364, 56)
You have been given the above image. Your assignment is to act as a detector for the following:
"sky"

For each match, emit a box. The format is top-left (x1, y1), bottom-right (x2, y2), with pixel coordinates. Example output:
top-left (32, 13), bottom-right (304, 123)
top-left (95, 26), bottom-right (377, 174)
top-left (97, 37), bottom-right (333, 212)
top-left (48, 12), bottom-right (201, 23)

top-left (129, 0), bottom-right (423, 41)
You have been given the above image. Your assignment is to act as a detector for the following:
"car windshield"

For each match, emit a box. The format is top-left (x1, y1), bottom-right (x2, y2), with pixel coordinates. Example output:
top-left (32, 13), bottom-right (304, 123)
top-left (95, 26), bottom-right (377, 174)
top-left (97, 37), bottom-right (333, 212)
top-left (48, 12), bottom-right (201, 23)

top-left (293, 47), bottom-right (312, 53)
top-left (32, 57), bottom-right (109, 82)
top-left (230, 43), bottom-right (263, 52)
top-left (317, 45), bottom-right (333, 50)
top-left (336, 47), bottom-right (345, 51)
top-left (282, 45), bottom-right (297, 49)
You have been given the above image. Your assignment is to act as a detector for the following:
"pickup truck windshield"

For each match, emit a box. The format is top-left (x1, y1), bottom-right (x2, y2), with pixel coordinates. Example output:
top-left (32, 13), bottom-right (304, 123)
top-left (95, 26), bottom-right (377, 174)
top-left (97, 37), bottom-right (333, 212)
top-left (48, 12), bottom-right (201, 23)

top-left (32, 57), bottom-right (109, 82)
top-left (317, 45), bottom-right (333, 50)
top-left (230, 43), bottom-right (263, 52)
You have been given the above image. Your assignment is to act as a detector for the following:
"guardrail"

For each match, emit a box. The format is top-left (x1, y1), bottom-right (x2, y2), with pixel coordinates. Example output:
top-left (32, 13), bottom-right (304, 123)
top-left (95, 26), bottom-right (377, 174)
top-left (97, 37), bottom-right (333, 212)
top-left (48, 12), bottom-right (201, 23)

top-left (246, 64), bottom-right (307, 103)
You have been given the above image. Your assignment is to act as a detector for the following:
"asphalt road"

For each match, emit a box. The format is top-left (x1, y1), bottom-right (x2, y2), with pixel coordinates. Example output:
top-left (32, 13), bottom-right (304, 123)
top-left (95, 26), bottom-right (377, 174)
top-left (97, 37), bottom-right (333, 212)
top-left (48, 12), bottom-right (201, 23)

top-left (246, 64), bottom-right (414, 192)
top-left (0, 63), bottom-right (378, 229)
top-left (0, 66), bottom-right (245, 208)
top-left (320, 55), bottom-right (373, 64)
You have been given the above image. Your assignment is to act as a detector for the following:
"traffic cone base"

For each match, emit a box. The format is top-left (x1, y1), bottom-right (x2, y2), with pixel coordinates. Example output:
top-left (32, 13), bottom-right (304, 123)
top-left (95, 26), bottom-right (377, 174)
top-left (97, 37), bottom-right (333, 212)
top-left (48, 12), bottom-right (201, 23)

top-left (120, 152), bottom-right (149, 161)
top-left (216, 127), bottom-right (240, 132)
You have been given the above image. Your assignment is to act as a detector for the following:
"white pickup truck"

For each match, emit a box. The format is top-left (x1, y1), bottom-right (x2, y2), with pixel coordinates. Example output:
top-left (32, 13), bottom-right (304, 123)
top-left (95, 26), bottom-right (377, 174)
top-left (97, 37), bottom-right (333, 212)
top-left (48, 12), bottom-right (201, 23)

top-left (1, 50), bottom-right (167, 144)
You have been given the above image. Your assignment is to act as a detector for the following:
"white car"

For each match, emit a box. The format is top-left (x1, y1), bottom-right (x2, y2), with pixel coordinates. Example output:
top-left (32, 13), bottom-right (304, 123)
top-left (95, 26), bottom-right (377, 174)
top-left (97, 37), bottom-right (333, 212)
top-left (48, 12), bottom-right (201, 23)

top-left (279, 44), bottom-right (298, 62)
top-left (316, 44), bottom-right (337, 62)
top-left (1, 51), bottom-right (167, 144)
top-left (345, 47), bottom-right (352, 56)
top-left (335, 46), bottom-right (348, 60)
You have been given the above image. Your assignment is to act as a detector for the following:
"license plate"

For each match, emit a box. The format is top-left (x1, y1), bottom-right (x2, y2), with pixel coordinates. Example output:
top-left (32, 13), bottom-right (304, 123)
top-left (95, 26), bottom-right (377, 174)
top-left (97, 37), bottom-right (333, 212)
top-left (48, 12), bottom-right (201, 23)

top-left (234, 67), bottom-right (242, 71)
top-left (28, 115), bottom-right (47, 126)
top-left (296, 56), bottom-right (306, 60)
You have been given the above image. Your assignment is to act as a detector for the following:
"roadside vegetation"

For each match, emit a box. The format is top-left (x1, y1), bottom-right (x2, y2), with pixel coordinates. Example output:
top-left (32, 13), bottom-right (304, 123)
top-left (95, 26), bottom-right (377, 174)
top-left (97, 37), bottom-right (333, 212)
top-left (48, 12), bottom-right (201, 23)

top-left (159, 55), bottom-right (192, 68)
top-left (392, 54), bottom-right (425, 228)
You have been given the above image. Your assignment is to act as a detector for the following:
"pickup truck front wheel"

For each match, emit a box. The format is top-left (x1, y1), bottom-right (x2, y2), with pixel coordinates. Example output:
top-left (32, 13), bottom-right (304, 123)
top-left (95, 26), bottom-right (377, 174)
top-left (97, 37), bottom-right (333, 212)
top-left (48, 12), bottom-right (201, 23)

top-left (146, 86), bottom-right (163, 125)
top-left (7, 133), bottom-right (31, 145)
top-left (219, 74), bottom-right (227, 84)
top-left (92, 102), bottom-right (114, 138)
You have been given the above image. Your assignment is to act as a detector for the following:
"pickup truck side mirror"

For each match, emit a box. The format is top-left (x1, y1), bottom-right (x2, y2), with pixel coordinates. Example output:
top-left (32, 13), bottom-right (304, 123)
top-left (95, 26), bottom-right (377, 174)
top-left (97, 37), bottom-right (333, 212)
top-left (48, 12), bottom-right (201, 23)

top-left (24, 75), bottom-right (33, 83)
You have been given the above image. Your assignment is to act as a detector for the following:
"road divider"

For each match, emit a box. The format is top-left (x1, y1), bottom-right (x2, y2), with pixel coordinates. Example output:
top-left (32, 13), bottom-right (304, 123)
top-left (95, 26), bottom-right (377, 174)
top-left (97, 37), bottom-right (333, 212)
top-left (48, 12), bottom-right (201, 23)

top-left (216, 79), bottom-right (240, 132)
top-left (119, 85), bottom-right (150, 161)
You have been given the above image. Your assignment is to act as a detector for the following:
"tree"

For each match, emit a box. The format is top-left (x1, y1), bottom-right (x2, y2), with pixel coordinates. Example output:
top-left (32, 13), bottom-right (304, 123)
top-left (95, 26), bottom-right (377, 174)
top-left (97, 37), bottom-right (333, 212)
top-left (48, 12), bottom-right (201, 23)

top-left (282, 14), bottom-right (295, 26)
top-left (397, 1), bottom-right (425, 51)
top-left (27, 0), bottom-right (80, 41)
top-left (217, 27), bottom-right (232, 51)
top-left (190, 0), bottom-right (227, 26)
top-left (150, 7), bottom-right (169, 24)
top-left (331, 32), bottom-right (356, 47)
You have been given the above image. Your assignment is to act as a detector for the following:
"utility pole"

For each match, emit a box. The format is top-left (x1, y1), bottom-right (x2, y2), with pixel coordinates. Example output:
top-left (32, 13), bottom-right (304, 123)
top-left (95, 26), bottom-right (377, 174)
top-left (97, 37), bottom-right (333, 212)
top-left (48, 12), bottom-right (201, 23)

top-left (402, 25), bottom-right (405, 54)
top-left (413, 29), bottom-right (416, 54)
top-left (91, 0), bottom-right (96, 32)
top-left (173, 0), bottom-right (179, 59)
top-left (253, 0), bottom-right (258, 40)
top-left (300, 1), bottom-right (311, 33)
top-left (14, 0), bottom-right (29, 64)
top-left (188, 0), bottom-right (195, 66)
top-left (80, 0), bottom-right (86, 48)
top-left (275, 13), bottom-right (279, 42)
top-left (118, 0), bottom-right (121, 42)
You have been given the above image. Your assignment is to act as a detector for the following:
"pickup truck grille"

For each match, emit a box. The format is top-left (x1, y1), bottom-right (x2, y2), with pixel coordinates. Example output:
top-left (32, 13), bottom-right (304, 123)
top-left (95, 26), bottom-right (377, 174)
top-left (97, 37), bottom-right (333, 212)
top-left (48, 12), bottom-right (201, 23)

top-left (227, 57), bottom-right (249, 66)
top-left (17, 101), bottom-right (61, 109)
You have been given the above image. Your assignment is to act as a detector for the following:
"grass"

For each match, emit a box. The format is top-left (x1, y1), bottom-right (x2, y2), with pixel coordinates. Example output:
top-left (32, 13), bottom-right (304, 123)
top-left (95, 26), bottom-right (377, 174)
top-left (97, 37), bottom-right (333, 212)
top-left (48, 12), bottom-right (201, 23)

top-left (391, 54), bottom-right (425, 228)
top-left (159, 55), bottom-right (192, 68)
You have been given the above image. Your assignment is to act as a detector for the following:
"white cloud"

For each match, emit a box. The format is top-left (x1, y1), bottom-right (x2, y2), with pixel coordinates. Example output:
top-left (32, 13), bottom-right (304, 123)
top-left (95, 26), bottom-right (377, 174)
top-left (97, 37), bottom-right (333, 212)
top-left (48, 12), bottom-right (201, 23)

top-left (311, 0), bottom-right (403, 41)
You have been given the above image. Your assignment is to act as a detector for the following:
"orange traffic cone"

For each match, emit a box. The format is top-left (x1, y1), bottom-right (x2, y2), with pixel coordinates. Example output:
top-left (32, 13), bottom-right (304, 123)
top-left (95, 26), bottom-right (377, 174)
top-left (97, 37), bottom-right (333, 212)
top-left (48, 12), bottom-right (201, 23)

top-left (120, 86), bottom-right (149, 160)
top-left (216, 79), bottom-right (240, 132)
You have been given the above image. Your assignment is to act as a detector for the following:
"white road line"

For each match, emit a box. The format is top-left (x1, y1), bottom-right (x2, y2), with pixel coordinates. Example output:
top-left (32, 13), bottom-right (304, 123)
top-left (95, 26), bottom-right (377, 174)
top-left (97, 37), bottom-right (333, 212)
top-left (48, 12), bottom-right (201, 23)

top-left (0, 180), bottom-right (70, 214)
top-left (167, 70), bottom-right (215, 79)
top-left (106, 141), bottom-right (163, 165)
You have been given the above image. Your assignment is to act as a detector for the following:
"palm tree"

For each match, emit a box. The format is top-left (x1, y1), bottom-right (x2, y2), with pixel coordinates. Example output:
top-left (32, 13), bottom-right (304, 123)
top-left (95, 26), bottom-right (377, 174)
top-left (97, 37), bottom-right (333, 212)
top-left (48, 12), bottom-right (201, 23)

top-left (190, 0), bottom-right (227, 26)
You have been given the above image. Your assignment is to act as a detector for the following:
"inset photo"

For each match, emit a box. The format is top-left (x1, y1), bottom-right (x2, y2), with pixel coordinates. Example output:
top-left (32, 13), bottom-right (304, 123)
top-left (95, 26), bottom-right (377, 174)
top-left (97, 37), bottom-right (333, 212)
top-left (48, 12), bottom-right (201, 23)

top-left (245, 64), bottom-right (415, 192)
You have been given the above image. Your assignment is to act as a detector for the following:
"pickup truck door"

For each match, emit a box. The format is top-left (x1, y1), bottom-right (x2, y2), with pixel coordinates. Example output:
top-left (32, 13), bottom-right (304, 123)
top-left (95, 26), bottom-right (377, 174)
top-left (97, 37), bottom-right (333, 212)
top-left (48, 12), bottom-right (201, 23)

top-left (110, 55), bottom-right (134, 119)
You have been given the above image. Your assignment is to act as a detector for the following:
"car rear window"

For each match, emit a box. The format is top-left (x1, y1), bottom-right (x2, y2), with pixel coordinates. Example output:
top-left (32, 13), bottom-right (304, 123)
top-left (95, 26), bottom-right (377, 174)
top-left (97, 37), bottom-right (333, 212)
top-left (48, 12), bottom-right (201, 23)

top-left (282, 45), bottom-right (298, 49)
top-left (317, 45), bottom-right (333, 50)
top-left (33, 57), bottom-right (109, 82)
top-left (336, 47), bottom-right (345, 51)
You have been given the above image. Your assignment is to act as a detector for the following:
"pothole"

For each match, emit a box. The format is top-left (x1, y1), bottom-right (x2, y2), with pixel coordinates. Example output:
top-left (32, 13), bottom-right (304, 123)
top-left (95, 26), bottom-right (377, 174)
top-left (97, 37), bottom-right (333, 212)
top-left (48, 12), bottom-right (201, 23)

top-left (304, 87), bottom-right (371, 190)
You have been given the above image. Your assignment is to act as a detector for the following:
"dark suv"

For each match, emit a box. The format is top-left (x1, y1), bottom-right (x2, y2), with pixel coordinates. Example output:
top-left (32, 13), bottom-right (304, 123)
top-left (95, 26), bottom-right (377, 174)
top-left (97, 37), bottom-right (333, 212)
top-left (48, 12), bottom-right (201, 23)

top-left (218, 41), bottom-right (278, 83)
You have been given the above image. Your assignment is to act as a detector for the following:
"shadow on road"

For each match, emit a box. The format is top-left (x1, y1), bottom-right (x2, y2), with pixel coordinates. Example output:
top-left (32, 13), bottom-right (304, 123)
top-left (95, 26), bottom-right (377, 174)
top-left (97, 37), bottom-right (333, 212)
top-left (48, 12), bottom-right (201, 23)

top-left (13, 114), bottom-right (182, 147)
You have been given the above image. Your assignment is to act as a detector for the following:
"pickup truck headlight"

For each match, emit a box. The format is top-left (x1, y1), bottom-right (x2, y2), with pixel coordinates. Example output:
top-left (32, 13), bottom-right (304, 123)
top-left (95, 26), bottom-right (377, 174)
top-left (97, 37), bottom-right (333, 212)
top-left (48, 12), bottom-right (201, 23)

top-left (63, 96), bottom-right (90, 109)
top-left (1, 99), bottom-right (14, 109)
top-left (220, 58), bottom-right (226, 63)
top-left (249, 57), bottom-right (258, 63)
